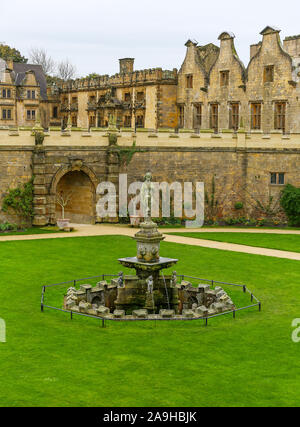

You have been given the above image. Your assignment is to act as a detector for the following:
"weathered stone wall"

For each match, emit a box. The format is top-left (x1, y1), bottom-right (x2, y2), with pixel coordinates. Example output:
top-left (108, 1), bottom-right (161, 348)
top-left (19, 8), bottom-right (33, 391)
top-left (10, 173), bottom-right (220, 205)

top-left (177, 27), bottom-right (300, 134)
top-left (207, 33), bottom-right (246, 130)
top-left (177, 41), bottom-right (207, 129)
top-left (0, 129), bottom-right (299, 225)
top-left (0, 147), bottom-right (33, 223)
top-left (32, 146), bottom-right (110, 225)
top-left (125, 146), bottom-right (300, 220)
top-left (158, 84), bottom-right (178, 129)
top-left (246, 29), bottom-right (294, 133)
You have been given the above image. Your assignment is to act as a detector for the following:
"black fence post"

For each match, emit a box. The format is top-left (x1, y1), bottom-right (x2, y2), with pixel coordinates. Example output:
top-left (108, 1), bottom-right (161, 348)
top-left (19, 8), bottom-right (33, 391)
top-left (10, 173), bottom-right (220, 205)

top-left (233, 310), bottom-right (236, 319)
top-left (259, 302), bottom-right (262, 312)
top-left (41, 286), bottom-right (45, 312)
top-left (102, 318), bottom-right (105, 328)
top-left (243, 285), bottom-right (246, 293)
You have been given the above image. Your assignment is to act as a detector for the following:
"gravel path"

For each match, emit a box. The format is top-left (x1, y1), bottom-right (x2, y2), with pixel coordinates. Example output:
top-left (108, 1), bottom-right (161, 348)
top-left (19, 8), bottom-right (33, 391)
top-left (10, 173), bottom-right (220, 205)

top-left (0, 224), bottom-right (299, 261)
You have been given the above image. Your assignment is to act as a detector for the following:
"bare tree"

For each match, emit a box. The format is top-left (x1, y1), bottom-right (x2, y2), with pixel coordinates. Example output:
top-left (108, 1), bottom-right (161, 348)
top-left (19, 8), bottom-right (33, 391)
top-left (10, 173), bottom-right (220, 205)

top-left (57, 59), bottom-right (77, 81)
top-left (29, 47), bottom-right (56, 75)
top-left (56, 191), bottom-right (73, 219)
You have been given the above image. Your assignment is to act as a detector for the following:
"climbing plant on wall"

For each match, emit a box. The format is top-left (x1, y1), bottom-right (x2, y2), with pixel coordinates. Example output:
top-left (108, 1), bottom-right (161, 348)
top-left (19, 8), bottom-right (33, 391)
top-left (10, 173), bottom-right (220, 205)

top-left (2, 178), bottom-right (34, 223)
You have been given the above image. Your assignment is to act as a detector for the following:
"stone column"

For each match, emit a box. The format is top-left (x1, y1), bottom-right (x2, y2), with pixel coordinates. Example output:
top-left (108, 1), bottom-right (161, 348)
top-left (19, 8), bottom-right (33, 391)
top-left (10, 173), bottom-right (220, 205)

top-left (105, 147), bottom-right (120, 223)
top-left (32, 147), bottom-right (48, 226)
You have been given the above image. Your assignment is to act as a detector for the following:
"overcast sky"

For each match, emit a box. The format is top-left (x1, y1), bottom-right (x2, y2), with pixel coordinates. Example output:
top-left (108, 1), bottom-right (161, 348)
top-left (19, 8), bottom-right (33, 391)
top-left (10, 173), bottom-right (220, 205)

top-left (2, 0), bottom-right (300, 77)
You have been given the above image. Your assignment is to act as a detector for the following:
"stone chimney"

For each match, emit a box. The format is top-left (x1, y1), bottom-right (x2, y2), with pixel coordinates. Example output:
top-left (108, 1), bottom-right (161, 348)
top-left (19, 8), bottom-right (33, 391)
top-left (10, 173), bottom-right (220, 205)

top-left (250, 42), bottom-right (262, 59)
top-left (119, 58), bottom-right (135, 74)
top-left (5, 57), bottom-right (14, 70)
top-left (283, 35), bottom-right (300, 58)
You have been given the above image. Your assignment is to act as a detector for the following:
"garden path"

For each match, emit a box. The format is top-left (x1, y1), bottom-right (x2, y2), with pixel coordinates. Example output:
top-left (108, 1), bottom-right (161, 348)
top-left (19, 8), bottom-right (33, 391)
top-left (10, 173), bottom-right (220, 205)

top-left (0, 224), bottom-right (299, 261)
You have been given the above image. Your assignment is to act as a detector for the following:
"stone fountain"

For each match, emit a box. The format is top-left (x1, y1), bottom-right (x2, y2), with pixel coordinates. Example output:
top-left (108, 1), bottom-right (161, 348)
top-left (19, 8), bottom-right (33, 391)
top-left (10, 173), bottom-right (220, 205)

top-left (64, 173), bottom-right (236, 320)
top-left (115, 172), bottom-right (179, 314)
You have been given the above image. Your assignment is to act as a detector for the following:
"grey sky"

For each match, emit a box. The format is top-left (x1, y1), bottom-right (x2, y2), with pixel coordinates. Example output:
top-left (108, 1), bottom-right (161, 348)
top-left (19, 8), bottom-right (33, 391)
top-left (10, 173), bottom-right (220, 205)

top-left (2, 0), bottom-right (300, 77)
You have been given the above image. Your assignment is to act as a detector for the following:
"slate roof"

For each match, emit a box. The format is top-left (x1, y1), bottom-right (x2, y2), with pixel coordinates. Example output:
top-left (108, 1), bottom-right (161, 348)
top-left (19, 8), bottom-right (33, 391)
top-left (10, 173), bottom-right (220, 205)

top-left (13, 63), bottom-right (48, 100)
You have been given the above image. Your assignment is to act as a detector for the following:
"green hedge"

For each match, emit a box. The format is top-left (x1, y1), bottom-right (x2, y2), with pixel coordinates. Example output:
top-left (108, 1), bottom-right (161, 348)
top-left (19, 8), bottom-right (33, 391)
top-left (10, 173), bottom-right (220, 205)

top-left (280, 184), bottom-right (300, 226)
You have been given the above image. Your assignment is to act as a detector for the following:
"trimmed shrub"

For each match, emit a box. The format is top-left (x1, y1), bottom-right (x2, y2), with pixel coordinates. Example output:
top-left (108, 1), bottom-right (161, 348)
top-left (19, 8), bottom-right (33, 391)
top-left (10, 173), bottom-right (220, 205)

top-left (280, 184), bottom-right (300, 226)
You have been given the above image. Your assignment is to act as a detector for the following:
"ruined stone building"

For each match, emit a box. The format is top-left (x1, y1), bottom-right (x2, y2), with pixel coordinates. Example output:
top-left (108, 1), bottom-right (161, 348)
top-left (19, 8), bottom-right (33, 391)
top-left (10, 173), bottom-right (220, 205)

top-left (0, 26), bottom-right (299, 225)
top-left (1, 26), bottom-right (300, 134)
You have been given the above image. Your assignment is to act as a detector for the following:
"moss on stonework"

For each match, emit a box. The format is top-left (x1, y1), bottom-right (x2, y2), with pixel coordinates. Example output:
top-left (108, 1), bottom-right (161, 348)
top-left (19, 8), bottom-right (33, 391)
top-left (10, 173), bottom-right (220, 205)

top-left (115, 143), bottom-right (146, 166)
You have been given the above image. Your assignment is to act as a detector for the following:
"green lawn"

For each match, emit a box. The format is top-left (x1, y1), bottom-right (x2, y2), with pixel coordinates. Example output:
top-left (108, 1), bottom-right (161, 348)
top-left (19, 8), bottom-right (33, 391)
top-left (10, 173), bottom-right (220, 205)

top-left (0, 235), bottom-right (300, 407)
top-left (167, 232), bottom-right (300, 253)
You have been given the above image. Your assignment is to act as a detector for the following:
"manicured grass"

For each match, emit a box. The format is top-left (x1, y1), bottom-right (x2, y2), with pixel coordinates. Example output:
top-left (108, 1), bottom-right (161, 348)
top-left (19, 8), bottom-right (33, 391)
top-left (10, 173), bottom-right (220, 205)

top-left (167, 232), bottom-right (300, 253)
top-left (0, 235), bottom-right (300, 407)
top-left (0, 227), bottom-right (62, 237)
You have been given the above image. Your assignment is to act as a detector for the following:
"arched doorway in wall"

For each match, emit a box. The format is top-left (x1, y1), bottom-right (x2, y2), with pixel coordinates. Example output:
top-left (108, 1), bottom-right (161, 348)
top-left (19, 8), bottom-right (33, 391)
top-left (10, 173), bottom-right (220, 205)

top-left (55, 170), bottom-right (96, 224)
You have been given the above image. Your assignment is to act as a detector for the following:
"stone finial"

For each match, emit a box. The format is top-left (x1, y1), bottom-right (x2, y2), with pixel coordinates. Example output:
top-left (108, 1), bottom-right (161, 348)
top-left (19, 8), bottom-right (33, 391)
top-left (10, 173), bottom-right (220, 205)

top-left (218, 32), bottom-right (235, 41)
top-left (66, 114), bottom-right (72, 132)
top-left (32, 110), bottom-right (44, 145)
top-left (260, 26), bottom-right (281, 36)
top-left (185, 39), bottom-right (198, 47)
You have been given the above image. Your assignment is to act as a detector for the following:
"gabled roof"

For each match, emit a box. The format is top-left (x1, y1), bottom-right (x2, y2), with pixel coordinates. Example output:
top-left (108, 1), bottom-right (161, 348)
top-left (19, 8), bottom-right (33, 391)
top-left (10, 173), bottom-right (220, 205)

top-left (197, 43), bottom-right (220, 75)
top-left (13, 63), bottom-right (47, 100)
top-left (260, 26), bottom-right (281, 36)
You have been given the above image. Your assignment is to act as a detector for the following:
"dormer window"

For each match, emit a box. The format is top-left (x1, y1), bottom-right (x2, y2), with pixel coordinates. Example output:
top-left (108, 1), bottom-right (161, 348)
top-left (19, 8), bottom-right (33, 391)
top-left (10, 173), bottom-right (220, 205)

top-left (264, 65), bottom-right (274, 83)
top-left (186, 75), bottom-right (193, 89)
top-left (27, 90), bottom-right (36, 99)
top-left (220, 71), bottom-right (229, 87)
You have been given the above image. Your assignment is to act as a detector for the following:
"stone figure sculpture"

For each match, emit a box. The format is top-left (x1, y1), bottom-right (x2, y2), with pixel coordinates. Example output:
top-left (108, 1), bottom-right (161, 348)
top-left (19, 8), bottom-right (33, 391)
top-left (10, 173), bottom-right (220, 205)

top-left (146, 276), bottom-right (154, 294)
top-left (171, 271), bottom-right (177, 287)
top-left (141, 172), bottom-right (154, 222)
top-left (117, 272), bottom-right (124, 288)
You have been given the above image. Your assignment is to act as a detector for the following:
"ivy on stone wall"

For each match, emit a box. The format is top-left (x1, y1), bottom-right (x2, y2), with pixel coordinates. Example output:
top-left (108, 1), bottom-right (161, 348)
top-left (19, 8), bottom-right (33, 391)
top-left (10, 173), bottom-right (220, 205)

top-left (116, 142), bottom-right (146, 166)
top-left (2, 178), bottom-right (34, 223)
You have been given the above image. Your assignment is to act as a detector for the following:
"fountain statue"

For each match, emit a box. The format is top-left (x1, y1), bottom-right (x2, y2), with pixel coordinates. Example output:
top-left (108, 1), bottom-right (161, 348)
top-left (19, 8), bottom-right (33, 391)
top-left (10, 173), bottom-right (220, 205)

top-left (63, 173), bottom-right (236, 320)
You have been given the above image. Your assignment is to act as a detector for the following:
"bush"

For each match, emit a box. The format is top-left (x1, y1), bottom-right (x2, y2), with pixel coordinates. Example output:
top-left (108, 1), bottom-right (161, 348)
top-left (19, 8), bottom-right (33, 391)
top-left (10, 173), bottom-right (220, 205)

top-left (280, 184), bottom-right (300, 226)
top-left (0, 222), bottom-right (19, 232)
top-left (234, 202), bottom-right (244, 210)
top-left (224, 217), bottom-right (248, 226)
top-left (152, 216), bottom-right (182, 226)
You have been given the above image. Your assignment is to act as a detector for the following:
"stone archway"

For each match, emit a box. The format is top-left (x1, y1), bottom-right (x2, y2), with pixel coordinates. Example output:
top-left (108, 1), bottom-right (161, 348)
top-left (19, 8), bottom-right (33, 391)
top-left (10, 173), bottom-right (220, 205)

top-left (50, 162), bottom-right (99, 224)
